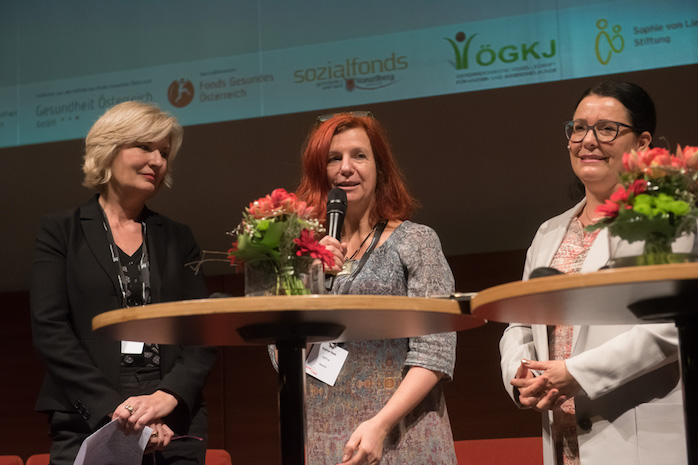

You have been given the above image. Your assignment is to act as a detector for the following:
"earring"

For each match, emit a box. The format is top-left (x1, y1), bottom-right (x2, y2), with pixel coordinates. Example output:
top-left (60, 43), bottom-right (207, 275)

top-left (567, 145), bottom-right (571, 149)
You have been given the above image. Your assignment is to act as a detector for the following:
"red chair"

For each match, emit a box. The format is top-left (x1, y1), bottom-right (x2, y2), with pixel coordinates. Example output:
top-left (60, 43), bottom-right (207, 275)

top-left (0, 456), bottom-right (23, 465)
top-left (454, 437), bottom-right (543, 465)
top-left (205, 449), bottom-right (232, 465)
top-left (25, 448), bottom-right (231, 465)
top-left (24, 455), bottom-right (48, 465)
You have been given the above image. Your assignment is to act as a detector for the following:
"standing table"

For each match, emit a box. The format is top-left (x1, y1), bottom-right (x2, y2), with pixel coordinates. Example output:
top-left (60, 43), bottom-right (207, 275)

top-left (470, 263), bottom-right (698, 464)
top-left (93, 294), bottom-right (484, 465)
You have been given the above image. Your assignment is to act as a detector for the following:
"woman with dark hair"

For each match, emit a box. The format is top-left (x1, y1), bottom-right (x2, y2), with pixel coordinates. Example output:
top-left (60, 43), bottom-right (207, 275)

top-left (31, 101), bottom-right (216, 465)
top-left (296, 112), bottom-right (458, 464)
top-left (499, 82), bottom-right (689, 464)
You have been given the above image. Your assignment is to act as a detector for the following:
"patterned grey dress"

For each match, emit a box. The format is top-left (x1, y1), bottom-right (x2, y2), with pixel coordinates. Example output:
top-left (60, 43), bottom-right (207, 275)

top-left (307, 221), bottom-right (458, 464)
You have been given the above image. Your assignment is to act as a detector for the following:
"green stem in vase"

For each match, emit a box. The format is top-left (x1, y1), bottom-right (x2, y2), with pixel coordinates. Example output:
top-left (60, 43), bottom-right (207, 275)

top-left (277, 261), bottom-right (311, 295)
top-left (641, 235), bottom-right (674, 265)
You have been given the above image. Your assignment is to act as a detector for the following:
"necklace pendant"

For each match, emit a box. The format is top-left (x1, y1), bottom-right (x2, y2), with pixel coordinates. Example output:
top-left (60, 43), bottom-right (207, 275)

top-left (337, 259), bottom-right (355, 276)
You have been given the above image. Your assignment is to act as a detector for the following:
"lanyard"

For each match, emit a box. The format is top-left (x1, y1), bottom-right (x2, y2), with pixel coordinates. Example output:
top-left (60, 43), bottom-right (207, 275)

top-left (339, 220), bottom-right (387, 295)
top-left (100, 208), bottom-right (151, 308)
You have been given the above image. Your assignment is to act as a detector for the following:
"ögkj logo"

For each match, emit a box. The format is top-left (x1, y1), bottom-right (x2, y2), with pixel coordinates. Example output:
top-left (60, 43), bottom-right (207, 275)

top-left (445, 31), bottom-right (556, 70)
top-left (167, 79), bottom-right (194, 108)
top-left (595, 19), bottom-right (625, 65)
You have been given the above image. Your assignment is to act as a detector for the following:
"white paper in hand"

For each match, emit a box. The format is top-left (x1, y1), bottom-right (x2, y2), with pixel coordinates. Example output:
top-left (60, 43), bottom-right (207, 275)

top-left (73, 419), bottom-right (152, 465)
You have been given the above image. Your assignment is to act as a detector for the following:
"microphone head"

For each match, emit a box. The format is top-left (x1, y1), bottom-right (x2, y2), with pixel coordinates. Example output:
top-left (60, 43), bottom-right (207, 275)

top-left (529, 267), bottom-right (564, 279)
top-left (209, 292), bottom-right (233, 299)
top-left (326, 188), bottom-right (347, 215)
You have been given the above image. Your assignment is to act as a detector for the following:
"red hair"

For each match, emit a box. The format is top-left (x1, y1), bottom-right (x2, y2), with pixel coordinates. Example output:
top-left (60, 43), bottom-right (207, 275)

top-left (296, 113), bottom-right (417, 224)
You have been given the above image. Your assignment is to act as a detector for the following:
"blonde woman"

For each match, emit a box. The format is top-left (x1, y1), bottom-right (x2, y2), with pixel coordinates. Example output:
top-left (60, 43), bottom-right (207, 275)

top-left (30, 101), bottom-right (216, 465)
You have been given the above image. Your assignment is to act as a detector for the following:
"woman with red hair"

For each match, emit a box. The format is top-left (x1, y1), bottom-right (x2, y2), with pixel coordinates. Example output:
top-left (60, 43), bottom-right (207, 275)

top-left (298, 112), bottom-right (458, 464)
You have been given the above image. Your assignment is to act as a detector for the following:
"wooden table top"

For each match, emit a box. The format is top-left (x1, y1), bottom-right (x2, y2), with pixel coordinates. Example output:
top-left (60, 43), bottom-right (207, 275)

top-left (93, 294), bottom-right (484, 346)
top-left (471, 263), bottom-right (698, 326)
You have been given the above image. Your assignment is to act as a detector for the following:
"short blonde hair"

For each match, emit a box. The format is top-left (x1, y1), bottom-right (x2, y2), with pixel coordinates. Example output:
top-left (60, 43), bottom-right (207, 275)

top-left (82, 101), bottom-right (183, 191)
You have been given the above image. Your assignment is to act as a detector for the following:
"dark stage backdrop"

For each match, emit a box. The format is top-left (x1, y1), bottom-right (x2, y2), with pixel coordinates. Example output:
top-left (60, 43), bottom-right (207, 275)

top-left (2, 65), bottom-right (698, 293)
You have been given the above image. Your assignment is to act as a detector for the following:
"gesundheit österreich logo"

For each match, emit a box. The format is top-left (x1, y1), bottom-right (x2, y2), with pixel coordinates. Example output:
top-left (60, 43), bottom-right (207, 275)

top-left (595, 19), bottom-right (625, 65)
top-left (444, 31), bottom-right (556, 70)
top-left (167, 79), bottom-right (195, 108)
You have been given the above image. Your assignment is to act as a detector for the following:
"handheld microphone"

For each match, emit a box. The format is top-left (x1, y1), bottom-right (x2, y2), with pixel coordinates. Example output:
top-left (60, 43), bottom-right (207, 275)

top-left (324, 188), bottom-right (347, 291)
top-left (326, 188), bottom-right (347, 240)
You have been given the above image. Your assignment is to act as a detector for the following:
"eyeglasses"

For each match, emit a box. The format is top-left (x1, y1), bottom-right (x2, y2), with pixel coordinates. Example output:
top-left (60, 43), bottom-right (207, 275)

top-left (564, 120), bottom-right (639, 143)
top-left (316, 110), bottom-right (373, 125)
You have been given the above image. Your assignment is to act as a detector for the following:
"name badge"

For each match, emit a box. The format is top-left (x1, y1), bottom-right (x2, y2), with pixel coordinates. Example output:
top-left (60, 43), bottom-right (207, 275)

top-left (305, 343), bottom-right (348, 386)
top-left (121, 341), bottom-right (144, 354)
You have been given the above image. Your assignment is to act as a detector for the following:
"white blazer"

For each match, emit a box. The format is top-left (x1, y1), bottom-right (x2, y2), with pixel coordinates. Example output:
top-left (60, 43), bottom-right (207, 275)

top-left (500, 198), bottom-right (689, 465)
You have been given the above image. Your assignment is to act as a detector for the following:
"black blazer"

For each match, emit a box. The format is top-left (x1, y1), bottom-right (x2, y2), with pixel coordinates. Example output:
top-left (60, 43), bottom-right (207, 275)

top-left (30, 196), bottom-right (216, 431)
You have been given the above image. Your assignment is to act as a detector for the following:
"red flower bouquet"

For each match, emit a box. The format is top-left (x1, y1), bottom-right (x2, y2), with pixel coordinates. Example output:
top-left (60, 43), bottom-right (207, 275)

top-left (228, 188), bottom-right (332, 295)
top-left (587, 145), bottom-right (698, 264)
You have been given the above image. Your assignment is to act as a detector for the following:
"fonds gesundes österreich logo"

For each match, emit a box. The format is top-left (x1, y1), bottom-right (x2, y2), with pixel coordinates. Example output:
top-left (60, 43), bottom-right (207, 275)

top-left (167, 79), bottom-right (195, 108)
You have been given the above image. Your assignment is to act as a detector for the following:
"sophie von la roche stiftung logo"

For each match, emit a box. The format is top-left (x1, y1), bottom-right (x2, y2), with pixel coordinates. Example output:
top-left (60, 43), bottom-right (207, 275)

top-left (445, 31), bottom-right (556, 70)
top-left (595, 18), bottom-right (625, 65)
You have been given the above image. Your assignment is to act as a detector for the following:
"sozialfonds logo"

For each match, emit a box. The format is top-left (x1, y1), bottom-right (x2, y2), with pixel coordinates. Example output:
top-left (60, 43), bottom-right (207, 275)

top-left (293, 53), bottom-right (408, 89)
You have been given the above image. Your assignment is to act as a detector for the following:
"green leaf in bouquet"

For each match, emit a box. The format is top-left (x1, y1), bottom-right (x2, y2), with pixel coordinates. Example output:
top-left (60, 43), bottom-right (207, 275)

top-left (256, 219), bottom-right (270, 231)
top-left (609, 213), bottom-right (676, 243)
top-left (245, 243), bottom-right (280, 262)
top-left (675, 209), bottom-right (698, 237)
top-left (233, 234), bottom-right (281, 263)
top-left (260, 220), bottom-right (286, 248)
top-left (236, 233), bottom-right (252, 252)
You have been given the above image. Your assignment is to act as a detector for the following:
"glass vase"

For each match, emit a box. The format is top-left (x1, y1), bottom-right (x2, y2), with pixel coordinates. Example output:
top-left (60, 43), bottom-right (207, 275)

top-left (244, 257), bottom-right (324, 296)
top-left (608, 232), bottom-right (698, 267)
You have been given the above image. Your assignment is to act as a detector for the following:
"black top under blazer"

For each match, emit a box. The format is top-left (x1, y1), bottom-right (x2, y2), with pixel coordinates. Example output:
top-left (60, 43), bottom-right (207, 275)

top-left (30, 195), bottom-right (216, 431)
